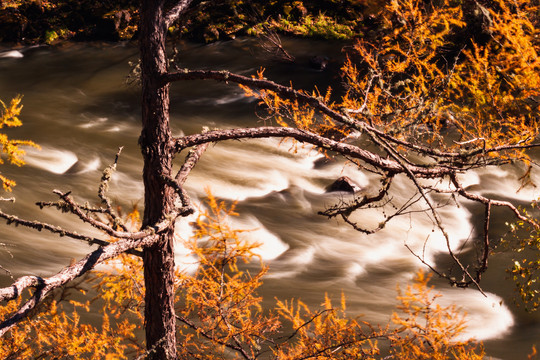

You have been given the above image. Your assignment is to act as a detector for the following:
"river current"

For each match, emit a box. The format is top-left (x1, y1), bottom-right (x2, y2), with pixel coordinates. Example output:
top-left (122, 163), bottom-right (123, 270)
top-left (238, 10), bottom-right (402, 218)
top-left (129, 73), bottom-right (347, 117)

top-left (0, 38), bottom-right (538, 358)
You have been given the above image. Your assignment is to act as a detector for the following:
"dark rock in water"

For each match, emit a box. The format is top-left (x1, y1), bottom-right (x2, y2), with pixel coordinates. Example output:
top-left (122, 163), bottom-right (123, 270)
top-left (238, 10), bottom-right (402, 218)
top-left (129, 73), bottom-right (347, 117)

top-left (313, 156), bottom-right (337, 169)
top-left (310, 55), bottom-right (329, 71)
top-left (325, 176), bottom-right (361, 193)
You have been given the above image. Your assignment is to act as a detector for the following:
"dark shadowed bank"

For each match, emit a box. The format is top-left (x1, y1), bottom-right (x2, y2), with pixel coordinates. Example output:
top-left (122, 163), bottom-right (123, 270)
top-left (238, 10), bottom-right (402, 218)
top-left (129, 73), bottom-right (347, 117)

top-left (0, 0), bottom-right (374, 45)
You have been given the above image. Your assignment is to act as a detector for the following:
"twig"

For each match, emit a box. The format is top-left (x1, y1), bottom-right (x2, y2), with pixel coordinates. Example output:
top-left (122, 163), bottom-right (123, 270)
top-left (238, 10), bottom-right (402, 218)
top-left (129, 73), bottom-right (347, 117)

top-left (164, 0), bottom-right (194, 28)
top-left (52, 190), bottom-right (177, 240)
top-left (98, 147), bottom-right (128, 232)
top-left (366, 127), bottom-right (486, 294)
top-left (0, 209), bottom-right (142, 256)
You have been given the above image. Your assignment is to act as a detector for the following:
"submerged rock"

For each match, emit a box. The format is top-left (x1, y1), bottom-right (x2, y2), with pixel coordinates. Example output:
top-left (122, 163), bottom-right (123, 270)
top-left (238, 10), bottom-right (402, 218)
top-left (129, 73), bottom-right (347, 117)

top-left (309, 55), bottom-right (329, 71)
top-left (325, 176), bottom-right (361, 193)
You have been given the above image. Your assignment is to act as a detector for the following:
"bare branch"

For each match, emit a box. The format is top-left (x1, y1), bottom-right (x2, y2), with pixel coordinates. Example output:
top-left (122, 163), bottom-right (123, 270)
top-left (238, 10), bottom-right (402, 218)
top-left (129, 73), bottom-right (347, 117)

top-left (478, 201), bottom-right (491, 278)
top-left (167, 142), bottom-right (210, 214)
top-left (175, 143), bottom-right (209, 186)
top-left (451, 175), bottom-right (538, 227)
top-left (0, 209), bottom-right (144, 256)
top-left (164, 0), bottom-right (194, 28)
top-left (98, 146), bottom-right (128, 232)
top-left (166, 70), bottom-right (358, 129)
top-left (367, 127), bottom-right (486, 293)
top-left (172, 126), bottom-right (456, 178)
top-left (255, 23), bottom-right (295, 63)
top-left (52, 190), bottom-right (177, 240)
top-left (319, 175), bottom-right (396, 234)
top-left (0, 232), bottom-right (159, 335)
top-left (166, 69), bottom-right (540, 163)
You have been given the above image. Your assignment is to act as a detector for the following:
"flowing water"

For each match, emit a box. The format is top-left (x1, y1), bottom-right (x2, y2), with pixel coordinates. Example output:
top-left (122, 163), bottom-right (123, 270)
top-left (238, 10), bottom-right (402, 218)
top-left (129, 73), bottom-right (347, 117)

top-left (0, 38), bottom-right (539, 358)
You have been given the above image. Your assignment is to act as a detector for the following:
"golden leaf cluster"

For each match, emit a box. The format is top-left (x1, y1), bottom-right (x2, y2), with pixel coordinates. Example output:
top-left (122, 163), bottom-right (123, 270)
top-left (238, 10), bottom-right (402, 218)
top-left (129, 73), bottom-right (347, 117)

top-left (0, 292), bottom-right (137, 359)
top-left (0, 95), bottom-right (39, 191)
top-left (390, 271), bottom-right (484, 359)
top-left (446, 0), bottom-right (540, 156)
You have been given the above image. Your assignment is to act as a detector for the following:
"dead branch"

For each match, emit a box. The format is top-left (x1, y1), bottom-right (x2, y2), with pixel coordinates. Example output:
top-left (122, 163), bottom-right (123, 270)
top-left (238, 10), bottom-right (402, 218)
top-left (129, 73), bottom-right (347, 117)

top-left (164, 0), bottom-right (195, 28)
top-left (255, 23), bottom-right (295, 63)
top-left (450, 174), bottom-right (538, 228)
top-left (51, 190), bottom-right (178, 240)
top-left (176, 143), bottom-right (209, 186)
top-left (172, 126), bottom-right (457, 178)
top-left (98, 146), bottom-right (128, 232)
top-left (0, 209), bottom-right (145, 256)
top-left (166, 68), bottom-right (540, 163)
top-left (0, 232), bottom-right (159, 336)
top-left (366, 126), bottom-right (486, 293)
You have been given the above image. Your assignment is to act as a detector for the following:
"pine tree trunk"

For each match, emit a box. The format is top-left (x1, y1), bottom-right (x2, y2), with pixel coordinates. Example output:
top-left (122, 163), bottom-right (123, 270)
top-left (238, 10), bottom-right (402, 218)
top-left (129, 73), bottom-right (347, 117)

top-left (139, 0), bottom-right (177, 358)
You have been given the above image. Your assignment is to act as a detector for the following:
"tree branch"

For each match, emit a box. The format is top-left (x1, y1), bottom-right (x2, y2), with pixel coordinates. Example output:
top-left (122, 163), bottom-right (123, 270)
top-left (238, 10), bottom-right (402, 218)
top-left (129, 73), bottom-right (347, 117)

top-left (366, 126), bottom-right (485, 293)
top-left (172, 126), bottom-right (456, 178)
top-left (167, 69), bottom-right (540, 163)
top-left (175, 143), bottom-right (209, 186)
top-left (176, 315), bottom-right (254, 360)
top-left (0, 232), bottom-right (159, 336)
top-left (165, 69), bottom-right (359, 128)
top-left (165, 0), bottom-right (195, 28)
top-left (0, 209), bottom-right (142, 257)
top-left (98, 146), bottom-right (128, 232)
top-left (52, 190), bottom-right (178, 240)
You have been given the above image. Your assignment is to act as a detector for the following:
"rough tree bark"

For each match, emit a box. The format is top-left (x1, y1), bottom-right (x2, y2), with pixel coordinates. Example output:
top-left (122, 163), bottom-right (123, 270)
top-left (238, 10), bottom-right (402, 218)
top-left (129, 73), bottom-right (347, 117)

top-left (139, 0), bottom-right (177, 358)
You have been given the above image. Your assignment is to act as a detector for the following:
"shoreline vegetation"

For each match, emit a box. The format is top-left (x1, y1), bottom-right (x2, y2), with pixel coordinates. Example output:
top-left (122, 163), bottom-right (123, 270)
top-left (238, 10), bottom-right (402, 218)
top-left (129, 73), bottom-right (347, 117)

top-left (0, 0), bottom-right (377, 46)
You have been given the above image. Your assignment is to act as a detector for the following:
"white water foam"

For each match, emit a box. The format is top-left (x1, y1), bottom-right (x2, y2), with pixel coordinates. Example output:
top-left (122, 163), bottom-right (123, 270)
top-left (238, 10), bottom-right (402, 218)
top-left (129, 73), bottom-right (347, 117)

top-left (0, 50), bottom-right (23, 59)
top-left (184, 140), bottom-right (318, 201)
top-left (233, 215), bottom-right (289, 260)
top-left (24, 146), bottom-right (78, 174)
top-left (436, 288), bottom-right (514, 341)
top-left (473, 166), bottom-right (540, 201)
top-left (63, 156), bottom-right (101, 174)
top-left (265, 246), bottom-right (316, 279)
top-left (78, 115), bottom-right (108, 129)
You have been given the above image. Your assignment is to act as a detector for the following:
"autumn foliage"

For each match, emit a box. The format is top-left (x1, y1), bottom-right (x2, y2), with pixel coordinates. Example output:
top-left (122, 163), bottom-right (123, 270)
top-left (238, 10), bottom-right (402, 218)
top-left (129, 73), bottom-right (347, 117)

top-left (250, 0), bottom-right (539, 164)
top-left (1, 0), bottom-right (540, 358)
top-left (0, 193), bottom-right (484, 359)
top-left (0, 95), bottom-right (39, 191)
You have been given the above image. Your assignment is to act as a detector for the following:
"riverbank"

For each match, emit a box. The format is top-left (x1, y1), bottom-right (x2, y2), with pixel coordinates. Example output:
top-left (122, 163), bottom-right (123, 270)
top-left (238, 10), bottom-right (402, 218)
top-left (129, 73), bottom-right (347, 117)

top-left (0, 0), bottom-right (375, 45)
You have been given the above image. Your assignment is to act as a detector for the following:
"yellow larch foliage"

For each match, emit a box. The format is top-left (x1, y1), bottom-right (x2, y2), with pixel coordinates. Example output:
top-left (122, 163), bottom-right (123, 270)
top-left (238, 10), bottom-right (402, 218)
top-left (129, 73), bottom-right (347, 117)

top-left (446, 0), bottom-right (540, 155)
top-left (241, 0), bottom-right (540, 170)
top-left (273, 293), bottom-right (383, 359)
top-left (390, 270), bottom-right (484, 360)
top-left (0, 294), bottom-right (137, 359)
top-left (340, 0), bottom-right (466, 144)
top-left (175, 190), bottom-right (281, 359)
top-left (0, 95), bottom-right (39, 191)
top-left (240, 70), bottom-right (350, 142)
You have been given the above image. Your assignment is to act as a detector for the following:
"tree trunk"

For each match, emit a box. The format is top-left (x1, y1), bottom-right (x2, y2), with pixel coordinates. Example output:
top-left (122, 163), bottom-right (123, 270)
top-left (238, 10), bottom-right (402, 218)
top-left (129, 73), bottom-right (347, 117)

top-left (139, 0), bottom-right (177, 358)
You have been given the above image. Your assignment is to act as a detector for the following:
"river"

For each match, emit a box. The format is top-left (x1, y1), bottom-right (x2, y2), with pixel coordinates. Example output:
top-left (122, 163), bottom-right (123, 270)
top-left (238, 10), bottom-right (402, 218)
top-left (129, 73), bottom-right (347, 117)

top-left (0, 38), bottom-right (538, 359)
